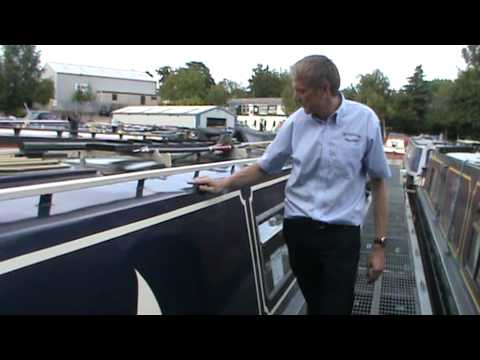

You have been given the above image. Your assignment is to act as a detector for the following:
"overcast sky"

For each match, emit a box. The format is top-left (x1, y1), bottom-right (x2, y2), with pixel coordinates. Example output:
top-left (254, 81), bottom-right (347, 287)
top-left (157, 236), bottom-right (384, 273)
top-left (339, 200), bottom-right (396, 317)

top-left (36, 45), bottom-right (467, 90)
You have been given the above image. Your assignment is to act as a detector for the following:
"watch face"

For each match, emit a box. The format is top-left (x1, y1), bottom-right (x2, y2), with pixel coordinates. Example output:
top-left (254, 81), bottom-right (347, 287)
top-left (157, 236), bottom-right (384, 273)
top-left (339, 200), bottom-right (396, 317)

top-left (374, 237), bottom-right (387, 246)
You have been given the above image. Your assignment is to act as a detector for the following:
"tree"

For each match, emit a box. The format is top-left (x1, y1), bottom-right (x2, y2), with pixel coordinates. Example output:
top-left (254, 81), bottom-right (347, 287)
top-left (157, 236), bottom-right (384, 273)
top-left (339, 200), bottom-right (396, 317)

top-left (156, 66), bottom-right (172, 84)
top-left (1, 45), bottom-right (42, 114)
top-left (248, 64), bottom-right (289, 97)
top-left (281, 80), bottom-right (301, 115)
top-left (396, 65), bottom-right (431, 134)
top-left (219, 79), bottom-right (250, 98)
top-left (462, 45), bottom-right (480, 69)
top-left (0, 56), bottom-right (4, 112)
top-left (448, 67), bottom-right (480, 138)
top-left (206, 84), bottom-right (229, 105)
top-left (185, 61), bottom-right (215, 88)
top-left (424, 79), bottom-right (455, 137)
top-left (158, 62), bottom-right (216, 103)
top-left (341, 85), bottom-right (358, 100)
top-left (352, 70), bottom-right (392, 137)
top-left (34, 78), bottom-right (55, 106)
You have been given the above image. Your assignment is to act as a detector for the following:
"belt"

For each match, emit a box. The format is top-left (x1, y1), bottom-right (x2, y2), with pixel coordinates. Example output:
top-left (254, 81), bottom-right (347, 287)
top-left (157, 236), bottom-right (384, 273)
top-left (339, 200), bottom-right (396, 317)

top-left (285, 217), bottom-right (358, 230)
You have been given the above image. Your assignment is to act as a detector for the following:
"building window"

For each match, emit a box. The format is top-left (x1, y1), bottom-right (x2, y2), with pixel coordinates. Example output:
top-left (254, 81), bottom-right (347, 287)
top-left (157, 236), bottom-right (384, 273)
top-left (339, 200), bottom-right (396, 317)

top-left (141, 95), bottom-right (146, 105)
top-left (240, 105), bottom-right (249, 115)
top-left (259, 105), bottom-right (268, 115)
top-left (112, 94), bottom-right (118, 101)
top-left (268, 105), bottom-right (277, 114)
top-left (151, 96), bottom-right (157, 101)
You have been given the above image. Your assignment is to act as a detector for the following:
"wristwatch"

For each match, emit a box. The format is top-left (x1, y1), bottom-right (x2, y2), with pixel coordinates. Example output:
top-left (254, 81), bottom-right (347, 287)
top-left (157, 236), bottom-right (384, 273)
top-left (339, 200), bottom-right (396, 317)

top-left (373, 236), bottom-right (387, 248)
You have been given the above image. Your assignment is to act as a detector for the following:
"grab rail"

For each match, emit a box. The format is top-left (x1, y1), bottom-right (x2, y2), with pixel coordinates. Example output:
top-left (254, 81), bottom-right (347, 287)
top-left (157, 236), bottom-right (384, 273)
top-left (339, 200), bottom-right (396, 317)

top-left (0, 157), bottom-right (260, 202)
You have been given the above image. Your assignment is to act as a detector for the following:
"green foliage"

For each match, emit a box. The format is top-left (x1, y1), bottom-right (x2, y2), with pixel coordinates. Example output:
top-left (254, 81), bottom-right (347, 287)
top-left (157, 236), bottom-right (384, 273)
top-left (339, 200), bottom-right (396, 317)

top-left (281, 80), bottom-right (301, 115)
top-left (35, 78), bottom-right (55, 105)
top-left (0, 58), bottom-right (4, 111)
top-left (219, 79), bottom-right (250, 98)
top-left (206, 84), bottom-right (229, 105)
top-left (424, 79), bottom-right (455, 136)
top-left (341, 85), bottom-right (358, 100)
top-left (248, 64), bottom-right (289, 98)
top-left (0, 45), bottom-right (42, 114)
top-left (385, 65), bottom-right (431, 134)
top-left (448, 67), bottom-right (480, 138)
top-left (462, 45), bottom-right (480, 69)
top-left (71, 85), bottom-right (94, 103)
top-left (346, 70), bottom-right (392, 136)
top-left (152, 45), bottom-right (480, 139)
top-left (159, 61), bottom-right (216, 103)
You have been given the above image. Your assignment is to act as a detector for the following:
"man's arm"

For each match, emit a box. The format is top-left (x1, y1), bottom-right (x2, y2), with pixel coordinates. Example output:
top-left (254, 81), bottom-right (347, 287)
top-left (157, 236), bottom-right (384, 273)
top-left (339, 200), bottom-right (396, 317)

top-left (371, 177), bottom-right (388, 239)
top-left (367, 177), bottom-right (388, 283)
top-left (190, 163), bottom-right (269, 193)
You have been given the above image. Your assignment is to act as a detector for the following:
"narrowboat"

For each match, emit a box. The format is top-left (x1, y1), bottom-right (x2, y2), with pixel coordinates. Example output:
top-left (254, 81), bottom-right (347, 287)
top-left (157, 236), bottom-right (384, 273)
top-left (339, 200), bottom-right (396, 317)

top-left (413, 149), bottom-right (480, 314)
top-left (404, 136), bottom-right (475, 188)
top-left (0, 123), bottom-right (305, 314)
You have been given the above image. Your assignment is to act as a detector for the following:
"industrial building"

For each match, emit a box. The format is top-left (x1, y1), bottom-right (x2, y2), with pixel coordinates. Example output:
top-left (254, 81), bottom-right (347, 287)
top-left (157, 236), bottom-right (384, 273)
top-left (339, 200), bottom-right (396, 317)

top-left (112, 106), bottom-right (236, 129)
top-left (42, 63), bottom-right (158, 114)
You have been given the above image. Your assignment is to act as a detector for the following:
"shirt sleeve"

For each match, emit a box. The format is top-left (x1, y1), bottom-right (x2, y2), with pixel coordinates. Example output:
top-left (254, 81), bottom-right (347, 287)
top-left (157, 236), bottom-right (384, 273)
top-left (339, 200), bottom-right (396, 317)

top-left (362, 112), bottom-right (391, 179)
top-left (257, 117), bottom-right (293, 174)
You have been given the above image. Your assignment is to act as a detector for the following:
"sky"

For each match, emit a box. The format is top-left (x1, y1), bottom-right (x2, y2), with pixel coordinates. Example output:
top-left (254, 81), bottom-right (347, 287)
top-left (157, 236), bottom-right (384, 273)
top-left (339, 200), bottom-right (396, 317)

top-left (36, 45), bottom-right (468, 90)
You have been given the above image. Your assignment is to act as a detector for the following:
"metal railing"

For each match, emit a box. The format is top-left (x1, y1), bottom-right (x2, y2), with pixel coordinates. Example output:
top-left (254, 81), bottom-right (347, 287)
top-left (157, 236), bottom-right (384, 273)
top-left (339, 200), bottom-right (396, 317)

top-left (0, 157), bottom-right (260, 202)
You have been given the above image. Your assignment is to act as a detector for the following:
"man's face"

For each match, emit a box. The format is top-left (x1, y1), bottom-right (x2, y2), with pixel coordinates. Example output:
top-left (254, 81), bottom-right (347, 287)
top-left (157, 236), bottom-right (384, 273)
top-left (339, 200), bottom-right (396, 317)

top-left (294, 78), bottom-right (328, 116)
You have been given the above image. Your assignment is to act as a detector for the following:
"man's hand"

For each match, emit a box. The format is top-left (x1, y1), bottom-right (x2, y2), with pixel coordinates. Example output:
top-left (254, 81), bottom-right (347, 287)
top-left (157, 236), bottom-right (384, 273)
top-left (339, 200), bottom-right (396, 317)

top-left (367, 246), bottom-right (385, 284)
top-left (189, 176), bottom-right (229, 194)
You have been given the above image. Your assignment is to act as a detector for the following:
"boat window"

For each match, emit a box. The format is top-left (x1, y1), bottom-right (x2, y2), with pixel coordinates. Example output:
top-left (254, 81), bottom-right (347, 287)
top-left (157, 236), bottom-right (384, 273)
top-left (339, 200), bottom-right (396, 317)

top-left (447, 177), bottom-right (469, 251)
top-left (466, 222), bottom-right (480, 278)
top-left (476, 262), bottom-right (480, 288)
top-left (426, 166), bottom-right (436, 194)
top-left (440, 170), bottom-right (461, 238)
top-left (256, 205), bottom-right (294, 310)
top-left (432, 165), bottom-right (448, 213)
top-left (407, 146), bottom-right (422, 174)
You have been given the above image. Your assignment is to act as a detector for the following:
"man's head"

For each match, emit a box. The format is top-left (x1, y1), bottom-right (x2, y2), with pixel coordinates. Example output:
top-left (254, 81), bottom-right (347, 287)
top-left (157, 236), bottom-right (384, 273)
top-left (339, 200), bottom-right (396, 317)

top-left (291, 55), bottom-right (341, 118)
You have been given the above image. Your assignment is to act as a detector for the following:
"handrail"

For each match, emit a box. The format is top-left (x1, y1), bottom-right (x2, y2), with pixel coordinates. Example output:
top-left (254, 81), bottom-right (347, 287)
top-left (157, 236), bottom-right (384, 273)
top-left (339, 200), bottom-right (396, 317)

top-left (0, 157), bottom-right (260, 202)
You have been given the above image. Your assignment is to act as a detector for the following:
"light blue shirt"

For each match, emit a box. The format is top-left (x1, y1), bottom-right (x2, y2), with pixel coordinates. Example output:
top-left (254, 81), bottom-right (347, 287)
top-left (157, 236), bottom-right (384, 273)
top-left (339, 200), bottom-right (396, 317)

top-left (258, 93), bottom-right (391, 226)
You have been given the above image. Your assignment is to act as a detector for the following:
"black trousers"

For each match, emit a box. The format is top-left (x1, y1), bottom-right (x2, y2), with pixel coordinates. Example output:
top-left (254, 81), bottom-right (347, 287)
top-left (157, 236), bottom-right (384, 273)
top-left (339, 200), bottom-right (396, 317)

top-left (283, 218), bottom-right (361, 315)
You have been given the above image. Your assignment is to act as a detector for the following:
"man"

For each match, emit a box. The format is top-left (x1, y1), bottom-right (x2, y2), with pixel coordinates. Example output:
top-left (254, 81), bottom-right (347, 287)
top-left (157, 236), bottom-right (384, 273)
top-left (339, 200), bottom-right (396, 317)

top-left (190, 55), bottom-right (390, 315)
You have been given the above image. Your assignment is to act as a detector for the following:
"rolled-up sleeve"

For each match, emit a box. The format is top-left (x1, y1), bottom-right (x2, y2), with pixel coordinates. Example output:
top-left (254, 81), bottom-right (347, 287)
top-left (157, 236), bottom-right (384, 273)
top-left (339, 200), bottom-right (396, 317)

top-left (363, 113), bottom-right (391, 179)
top-left (258, 118), bottom-right (293, 174)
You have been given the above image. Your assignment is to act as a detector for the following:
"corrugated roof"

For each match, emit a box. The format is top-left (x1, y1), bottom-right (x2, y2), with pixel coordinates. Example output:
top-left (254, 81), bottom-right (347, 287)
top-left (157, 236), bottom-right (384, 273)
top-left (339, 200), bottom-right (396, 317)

top-left (113, 106), bottom-right (220, 115)
top-left (46, 62), bottom-right (155, 82)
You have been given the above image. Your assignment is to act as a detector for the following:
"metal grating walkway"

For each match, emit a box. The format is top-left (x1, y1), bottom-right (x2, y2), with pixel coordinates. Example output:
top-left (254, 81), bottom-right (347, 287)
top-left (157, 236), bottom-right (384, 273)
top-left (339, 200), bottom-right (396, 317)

top-left (352, 160), bottom-right (432, 315)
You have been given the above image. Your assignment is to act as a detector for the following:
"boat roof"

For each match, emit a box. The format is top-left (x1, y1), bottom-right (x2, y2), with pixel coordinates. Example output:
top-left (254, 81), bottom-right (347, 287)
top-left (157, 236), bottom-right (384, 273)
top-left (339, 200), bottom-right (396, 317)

top-left (446, 152), bottom-right (480, 167)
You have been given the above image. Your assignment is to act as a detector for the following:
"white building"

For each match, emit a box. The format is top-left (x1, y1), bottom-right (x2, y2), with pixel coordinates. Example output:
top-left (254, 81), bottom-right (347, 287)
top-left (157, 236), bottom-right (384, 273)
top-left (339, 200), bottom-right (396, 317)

top-left (42, 62), bottom-right (158, 114)
top-left (227, 98), bottom-right (287, 131)
top-left (112, 106), bottom-right (236, 129)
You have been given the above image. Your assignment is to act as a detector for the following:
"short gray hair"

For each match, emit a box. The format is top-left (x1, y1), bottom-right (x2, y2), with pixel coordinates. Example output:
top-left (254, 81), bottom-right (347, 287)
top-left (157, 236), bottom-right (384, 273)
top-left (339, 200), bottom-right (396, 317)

top-left (291, 55), bottom-right (340, 94)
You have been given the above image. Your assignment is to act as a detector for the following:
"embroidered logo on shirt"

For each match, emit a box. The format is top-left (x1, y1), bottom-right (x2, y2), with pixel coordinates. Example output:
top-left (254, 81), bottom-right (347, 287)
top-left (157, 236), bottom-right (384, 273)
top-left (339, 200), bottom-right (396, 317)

top-left (343, 132), bottom-right (361, 142)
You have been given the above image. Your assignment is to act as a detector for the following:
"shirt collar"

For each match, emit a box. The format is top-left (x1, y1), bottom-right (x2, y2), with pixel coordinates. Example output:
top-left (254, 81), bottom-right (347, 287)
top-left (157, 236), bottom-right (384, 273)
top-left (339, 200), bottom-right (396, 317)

top-left (310, 92), bottom-right (345, 126)
top-left (332, 92), bottom-right (346, 126)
